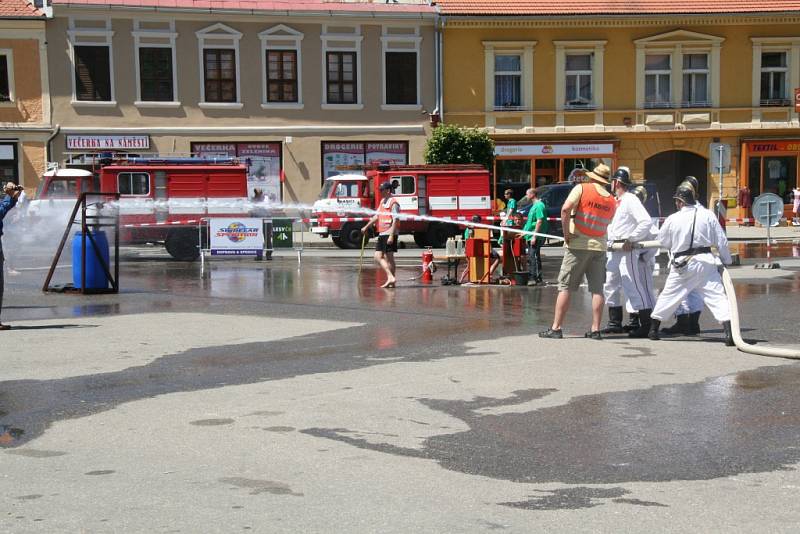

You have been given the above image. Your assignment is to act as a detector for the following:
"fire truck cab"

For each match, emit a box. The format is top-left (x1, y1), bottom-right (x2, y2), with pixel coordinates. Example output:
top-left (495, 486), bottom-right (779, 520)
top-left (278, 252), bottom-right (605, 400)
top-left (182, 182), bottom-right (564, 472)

top-left (312, 164), bottom-right (491, 249)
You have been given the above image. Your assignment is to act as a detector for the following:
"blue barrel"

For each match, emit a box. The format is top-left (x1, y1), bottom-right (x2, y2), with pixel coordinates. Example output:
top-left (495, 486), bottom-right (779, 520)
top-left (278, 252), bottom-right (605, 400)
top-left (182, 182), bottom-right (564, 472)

top-left (72, 230), bottom-right (110, 289)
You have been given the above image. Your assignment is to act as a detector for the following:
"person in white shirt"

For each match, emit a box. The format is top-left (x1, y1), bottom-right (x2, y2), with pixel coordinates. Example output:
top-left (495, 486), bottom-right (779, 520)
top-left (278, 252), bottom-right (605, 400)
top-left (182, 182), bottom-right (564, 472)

top-left (601, 167), bottom-right (657, 338)
top-left (649, 184), bottom-right (734, 345)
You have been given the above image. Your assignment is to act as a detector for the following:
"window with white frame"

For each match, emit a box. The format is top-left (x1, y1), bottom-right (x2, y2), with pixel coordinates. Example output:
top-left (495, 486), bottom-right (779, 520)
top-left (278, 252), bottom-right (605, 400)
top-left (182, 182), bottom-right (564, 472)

top-left (68, 17), bottom-right (115, 104)
top-left (321, 25), bottom-right (362, 108)
top-left (196, 23), bottom-right (242, 106)
top-left (565, 53), bottom-right (593, 108)
top-left (494, 54), bottom-right (522, 108)
top-left (259, 25), bottom-right (303, 108)
top-left (133, 20), bottom-right (178, 105)
top-left (0, 50), bottom-right (13, 103)
top-left (382, 26), bottom-right (421, 108)
top-left (682, 53), bottom-right (709, 107)
top-left (554, 40), bottom-right (604, 114)
top-left (760, 51), bottom-right (789, 105)
top-left (644, 54), bottom-right (672, 108)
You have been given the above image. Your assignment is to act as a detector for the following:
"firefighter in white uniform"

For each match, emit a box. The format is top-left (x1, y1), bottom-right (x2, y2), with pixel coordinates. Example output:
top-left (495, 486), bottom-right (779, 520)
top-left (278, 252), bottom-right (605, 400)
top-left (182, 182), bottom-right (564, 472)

top-left (623, 185), bottom-right (659, 332)
top-left (661, 176), bottom-right (705, 336)
top-left (601, 167), bottom-right (657, 338)
top-left (649, 184), bottom-right (734, 345)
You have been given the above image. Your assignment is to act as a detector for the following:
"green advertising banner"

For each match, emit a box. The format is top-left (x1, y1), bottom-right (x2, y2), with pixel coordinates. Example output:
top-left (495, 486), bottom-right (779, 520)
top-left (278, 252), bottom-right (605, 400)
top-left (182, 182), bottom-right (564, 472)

top-left (272, 219), bottom-right (294, 248)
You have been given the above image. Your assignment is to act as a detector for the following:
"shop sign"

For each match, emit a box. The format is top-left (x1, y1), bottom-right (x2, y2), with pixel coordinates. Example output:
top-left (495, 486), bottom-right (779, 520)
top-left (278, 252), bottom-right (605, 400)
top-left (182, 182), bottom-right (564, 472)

top-left (192, 142), bottom-right (282, 202)
top-left (746, 140), bottom-right (800, 153)
top-left (66, 135), bottom-right (150, 150)
top-left (495, 143), bottom-right (615, 157)
top-left (322, 141), bottom-right (408, 179)
top-left (795, 88), bottom-right (800, 113)
top-left (209, 218), bottom-right (263, 255)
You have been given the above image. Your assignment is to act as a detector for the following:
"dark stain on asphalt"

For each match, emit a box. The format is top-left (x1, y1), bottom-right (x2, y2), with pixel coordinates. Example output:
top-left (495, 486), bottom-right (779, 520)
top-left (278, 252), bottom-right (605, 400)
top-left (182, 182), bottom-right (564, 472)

top-left (500, 487), bottom-right (629, 510)
top-left (263, 426), bottom-right (295, 432)
top-left (219, 477), bottom-right (303, 497)
top-left (15, 494), bottom-right (43, 500)
top-left (85, 470), bottom-right (115, 476)
top-left (302, 365), bottom-right (800, 484)
top-left (5, 449), bottom-right (67, 458)
top-left (190, 418), bottom-right (235, 426)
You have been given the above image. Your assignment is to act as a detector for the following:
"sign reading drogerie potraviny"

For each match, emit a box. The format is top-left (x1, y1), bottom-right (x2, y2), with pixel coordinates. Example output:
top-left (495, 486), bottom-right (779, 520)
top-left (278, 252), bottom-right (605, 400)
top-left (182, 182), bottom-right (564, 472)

top-left (209, 218), bottom-right (264, 256)
top-left (66, 135), bottom-right (150, 150)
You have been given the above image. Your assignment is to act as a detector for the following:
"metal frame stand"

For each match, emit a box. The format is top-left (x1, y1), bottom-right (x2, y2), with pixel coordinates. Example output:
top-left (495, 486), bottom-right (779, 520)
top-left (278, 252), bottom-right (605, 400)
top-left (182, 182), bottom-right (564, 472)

top-left (43, 192), bottom-right (121, 294)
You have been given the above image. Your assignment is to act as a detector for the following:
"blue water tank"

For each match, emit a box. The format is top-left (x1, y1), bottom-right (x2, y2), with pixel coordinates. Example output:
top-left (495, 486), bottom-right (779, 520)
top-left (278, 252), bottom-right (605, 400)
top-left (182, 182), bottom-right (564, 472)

top-left (71, 231), bottom-right (110, 289)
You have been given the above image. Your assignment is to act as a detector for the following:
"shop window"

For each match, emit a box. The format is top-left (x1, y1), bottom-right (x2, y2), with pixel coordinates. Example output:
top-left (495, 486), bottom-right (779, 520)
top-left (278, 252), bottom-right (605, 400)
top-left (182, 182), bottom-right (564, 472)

top-left (204, 49), bottom-right (237, 103)
top-left (494, 54), bottom-right (522, 108)
top-left (565, 53), bottom-right (593, 108)
top-left (748, 156), bottom-right (797, 203)
top-left (385, 52), bottom-right (417, 106)
top-left (74, 45), bottom-right (112, 102)
top-left (0, 53), bottom-right (10, 102)
top-left (760, 51), bottom-right (788, 106)
top-left (645, 54), bottom-right (671, 108)
top-left (266, 50), bottom-right (298, 103)
top-left (118, 172), bottom-right (150, 196)
top-left (496, 159), bottom-right (531, 189)
top-left (326, 51), bottom-right (357, 104)
top-left (0, 143), bottom-right (18, 184)
top-left (139, 47), bottom-right (174, 102)
top-left (682, 53), bottom-right (709, 107)
top-left (534, 159), bottom-right (558, 187)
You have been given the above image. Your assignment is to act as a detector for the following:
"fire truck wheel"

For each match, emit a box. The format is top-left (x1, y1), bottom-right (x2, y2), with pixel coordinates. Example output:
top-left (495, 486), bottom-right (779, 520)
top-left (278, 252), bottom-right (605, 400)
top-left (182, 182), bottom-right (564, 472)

top-left (413, 232), bottom-right (429, 248)
top-left (165, 229), bottom-right (200, 261)
top-left (339, 223), bottom-right (366, 249)
top-left (331, 235), bottom-right (346, 249)
top-left (425, 223), bottom-right (456, 249)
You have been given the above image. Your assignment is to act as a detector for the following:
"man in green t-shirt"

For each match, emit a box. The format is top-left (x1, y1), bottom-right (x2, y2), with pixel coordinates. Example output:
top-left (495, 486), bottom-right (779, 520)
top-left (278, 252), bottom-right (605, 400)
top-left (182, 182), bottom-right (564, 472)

top-left (521, 188), bottom-right (549, 285)
top-left (503, 189), bottom-right (517, 217)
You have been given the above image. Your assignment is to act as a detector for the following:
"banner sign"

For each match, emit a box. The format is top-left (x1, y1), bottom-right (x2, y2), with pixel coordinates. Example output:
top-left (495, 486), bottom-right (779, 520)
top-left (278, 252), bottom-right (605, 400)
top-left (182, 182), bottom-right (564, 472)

top-left (271, 218), bottom-right (294, 249)
top-left (193, 142), bottom-right (282, 202)
top-left (209, 218), bottom-right (264, 256)
top-left (66, 135), bottom-right (150, 150)
top-left (495, 143), bottom-right (615, 157)
top-left (746, 140), bottom-right (800, 153)
top-left (322, 141), bottom-right (409, 178)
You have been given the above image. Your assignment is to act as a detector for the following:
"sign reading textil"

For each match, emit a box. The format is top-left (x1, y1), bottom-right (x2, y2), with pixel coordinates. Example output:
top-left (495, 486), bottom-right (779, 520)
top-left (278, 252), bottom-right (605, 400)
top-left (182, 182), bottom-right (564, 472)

top-left (494, 143), bottom-right (615, 157)
top-left (209, 218), bottom-right (264, 256)
top-left (66, 135), bottom-right (150, 150)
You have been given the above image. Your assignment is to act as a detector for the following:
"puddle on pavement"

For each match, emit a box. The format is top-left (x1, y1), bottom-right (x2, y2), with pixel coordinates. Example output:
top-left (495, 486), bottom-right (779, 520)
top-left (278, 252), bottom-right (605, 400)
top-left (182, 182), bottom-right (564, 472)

top-left (303, 365), bottom-right (800, 484)
top-left (731, 240), bottom-right (800, 260)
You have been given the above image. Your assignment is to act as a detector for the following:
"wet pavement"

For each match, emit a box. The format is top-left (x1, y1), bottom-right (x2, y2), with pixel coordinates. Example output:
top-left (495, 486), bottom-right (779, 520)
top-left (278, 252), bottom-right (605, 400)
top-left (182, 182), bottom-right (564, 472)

top-left (1, 246), bottom-right (800, 532)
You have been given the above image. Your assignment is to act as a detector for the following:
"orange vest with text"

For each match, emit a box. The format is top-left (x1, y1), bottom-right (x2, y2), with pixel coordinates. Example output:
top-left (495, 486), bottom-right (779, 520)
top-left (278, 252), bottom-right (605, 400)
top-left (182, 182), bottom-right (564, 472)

top-left (572, 183), bottom-right (616, 238)
top-left (377, 197), bottom-right (399, 234)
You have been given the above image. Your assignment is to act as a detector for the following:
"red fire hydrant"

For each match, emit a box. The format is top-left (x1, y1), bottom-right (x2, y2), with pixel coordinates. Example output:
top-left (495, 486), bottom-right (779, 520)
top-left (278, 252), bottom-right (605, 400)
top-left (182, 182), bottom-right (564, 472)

top-left (421, 247), bottom-right (434, 283)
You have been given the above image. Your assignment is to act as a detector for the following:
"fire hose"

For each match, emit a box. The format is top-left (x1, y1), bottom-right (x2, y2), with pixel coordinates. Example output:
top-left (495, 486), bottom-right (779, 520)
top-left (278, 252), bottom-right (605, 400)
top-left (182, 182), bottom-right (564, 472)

top-left (609, 240), bottom-right (800, 359)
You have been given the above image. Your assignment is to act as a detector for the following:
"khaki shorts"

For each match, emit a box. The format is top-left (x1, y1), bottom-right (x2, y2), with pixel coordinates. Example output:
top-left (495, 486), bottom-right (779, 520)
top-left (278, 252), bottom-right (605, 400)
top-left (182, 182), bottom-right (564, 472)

top-left (557, 248), bottom-right (607, 293)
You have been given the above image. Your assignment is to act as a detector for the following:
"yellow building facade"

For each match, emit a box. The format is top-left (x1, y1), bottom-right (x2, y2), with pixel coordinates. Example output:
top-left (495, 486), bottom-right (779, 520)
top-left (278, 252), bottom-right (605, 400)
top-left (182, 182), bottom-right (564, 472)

top-left (0, 12), bottom-right (50, 190)
top-left (442, 12), bottom-right (800, 219)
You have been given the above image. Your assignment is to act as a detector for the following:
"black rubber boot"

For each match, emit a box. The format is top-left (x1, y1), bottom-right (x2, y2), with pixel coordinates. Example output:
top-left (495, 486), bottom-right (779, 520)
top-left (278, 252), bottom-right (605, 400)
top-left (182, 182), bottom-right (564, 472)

top-left (629, 309), bottom-right (652, 338)
top-left (688, 311), bottom-right (701, 335)
top-left (601, 306), bottom-right (624, 334)
top-left (722, 321), bottom-right (735, 347)
top-left (622, 312), bottom-right (640, 333)
top-left (662, 314), bottom-right (690, 335)
top-left (648, 319), bottom-right (661, 341)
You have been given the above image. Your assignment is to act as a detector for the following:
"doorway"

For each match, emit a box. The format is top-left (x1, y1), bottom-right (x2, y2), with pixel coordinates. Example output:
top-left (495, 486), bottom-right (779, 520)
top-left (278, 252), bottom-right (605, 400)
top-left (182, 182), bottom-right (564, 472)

top-left (644, 150), bottom-right (708, 215)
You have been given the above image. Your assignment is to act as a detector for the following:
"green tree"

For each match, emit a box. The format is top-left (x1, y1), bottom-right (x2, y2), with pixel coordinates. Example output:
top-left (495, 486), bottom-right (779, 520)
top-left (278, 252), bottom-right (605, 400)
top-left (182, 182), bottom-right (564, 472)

top-left (424, 124), bottom-right (494, 171)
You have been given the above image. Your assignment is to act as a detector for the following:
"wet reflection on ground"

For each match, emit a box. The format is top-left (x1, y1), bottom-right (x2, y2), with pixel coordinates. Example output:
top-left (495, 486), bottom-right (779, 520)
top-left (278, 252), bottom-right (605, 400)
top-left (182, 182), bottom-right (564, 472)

top-left (731, 240), bottom-right (800, 259)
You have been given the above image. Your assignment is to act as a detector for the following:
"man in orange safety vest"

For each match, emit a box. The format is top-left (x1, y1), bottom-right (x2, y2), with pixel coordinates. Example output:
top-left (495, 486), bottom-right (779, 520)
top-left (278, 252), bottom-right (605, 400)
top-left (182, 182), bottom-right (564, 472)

top-left (362, 181), bottom-right (400, 288)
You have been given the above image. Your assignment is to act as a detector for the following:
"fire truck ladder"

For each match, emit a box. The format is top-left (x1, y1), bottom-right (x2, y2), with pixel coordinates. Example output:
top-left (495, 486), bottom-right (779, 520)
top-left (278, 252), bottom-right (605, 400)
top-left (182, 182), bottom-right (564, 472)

top-left (43, 192), bottom-right (121, 295)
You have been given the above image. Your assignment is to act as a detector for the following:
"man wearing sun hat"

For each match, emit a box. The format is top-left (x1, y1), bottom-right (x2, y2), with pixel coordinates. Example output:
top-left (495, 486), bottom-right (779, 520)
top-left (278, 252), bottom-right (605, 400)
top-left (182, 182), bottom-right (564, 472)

top-left (540, 164), bottom-right (617, 339)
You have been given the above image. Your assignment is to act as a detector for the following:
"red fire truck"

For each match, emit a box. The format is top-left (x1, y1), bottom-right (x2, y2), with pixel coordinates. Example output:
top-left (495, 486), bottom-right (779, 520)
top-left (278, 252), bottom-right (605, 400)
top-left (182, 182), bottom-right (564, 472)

top-left (31, 158), bottom-right (249, 260)
top-left (311, 164), bottom-right (492, 248)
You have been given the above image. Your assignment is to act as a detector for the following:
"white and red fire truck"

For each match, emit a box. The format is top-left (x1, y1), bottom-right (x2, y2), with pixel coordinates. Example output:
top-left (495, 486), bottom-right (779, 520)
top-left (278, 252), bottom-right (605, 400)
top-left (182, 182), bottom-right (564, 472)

top-left (31, 157), bottom-right (250, 260)
top-left (312, 164), bottom-right (492, 248)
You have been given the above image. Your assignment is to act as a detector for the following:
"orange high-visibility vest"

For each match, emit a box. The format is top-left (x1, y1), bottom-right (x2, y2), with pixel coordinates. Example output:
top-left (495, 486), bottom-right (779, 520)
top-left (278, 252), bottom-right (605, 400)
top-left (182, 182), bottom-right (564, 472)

top-left (572, 183), bottom-right (616, 237)
top-left (377, 197), bottom-right (399, 233)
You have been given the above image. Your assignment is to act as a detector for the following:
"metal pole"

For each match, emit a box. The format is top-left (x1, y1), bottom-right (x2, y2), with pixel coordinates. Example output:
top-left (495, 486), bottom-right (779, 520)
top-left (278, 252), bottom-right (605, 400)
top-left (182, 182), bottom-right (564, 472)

top-left (767, 200), bottom-right (772, 263)
top-left (717, 144), bottom-right (724, 217)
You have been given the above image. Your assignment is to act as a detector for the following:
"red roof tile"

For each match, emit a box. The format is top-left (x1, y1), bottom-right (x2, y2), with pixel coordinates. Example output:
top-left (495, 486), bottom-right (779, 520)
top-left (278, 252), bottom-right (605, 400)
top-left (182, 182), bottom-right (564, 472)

top-left (436, 0), bottom-right (800, 16)
top-left (52, 0), bottom-right (435, 13)
top-left (0, 0), bottom-right (45, 17)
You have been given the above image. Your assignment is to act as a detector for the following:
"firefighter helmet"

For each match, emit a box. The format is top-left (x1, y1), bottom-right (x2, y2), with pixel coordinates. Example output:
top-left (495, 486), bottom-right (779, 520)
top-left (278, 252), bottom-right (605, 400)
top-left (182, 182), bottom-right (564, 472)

top-left (683, 175), bottom-right (699, 193)
top-left (673, 185), bottom-right (696, 205)
top-left (612, 167), bottom-right (633, 187)
top-left (633, 185), bottom-right (648, 203)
